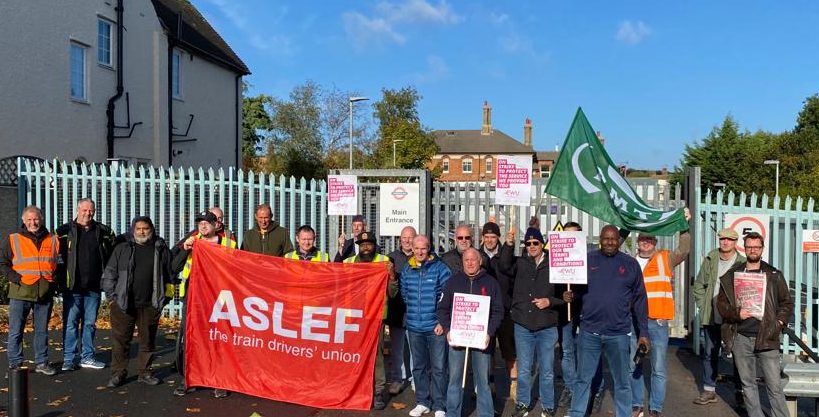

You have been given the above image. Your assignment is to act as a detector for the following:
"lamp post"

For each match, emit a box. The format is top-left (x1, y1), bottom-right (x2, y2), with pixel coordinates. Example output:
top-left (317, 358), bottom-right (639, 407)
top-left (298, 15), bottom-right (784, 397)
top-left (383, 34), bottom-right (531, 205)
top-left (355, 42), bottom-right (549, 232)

top-left (392, 139), bottom-right (404, 167)
top-left (763, 159), bottom-right (780, 197)
top-left (348, 96), bottom-right (369, 169)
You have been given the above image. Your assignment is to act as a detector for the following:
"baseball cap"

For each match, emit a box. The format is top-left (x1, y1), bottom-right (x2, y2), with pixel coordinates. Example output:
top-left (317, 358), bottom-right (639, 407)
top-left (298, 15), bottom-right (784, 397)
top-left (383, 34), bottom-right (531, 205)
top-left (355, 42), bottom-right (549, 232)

top-left (195, 210), bottom-right (217, 224)
top-left (355, 231), bottom-right (377, 245)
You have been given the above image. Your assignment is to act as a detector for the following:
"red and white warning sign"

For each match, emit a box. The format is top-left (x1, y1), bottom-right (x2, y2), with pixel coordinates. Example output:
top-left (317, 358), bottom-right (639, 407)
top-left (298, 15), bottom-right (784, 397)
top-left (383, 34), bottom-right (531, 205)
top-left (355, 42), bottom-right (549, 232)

top-left (725, 214), bottom-right (769, 261)
top-left (802, 230), bottom-right (819, 253)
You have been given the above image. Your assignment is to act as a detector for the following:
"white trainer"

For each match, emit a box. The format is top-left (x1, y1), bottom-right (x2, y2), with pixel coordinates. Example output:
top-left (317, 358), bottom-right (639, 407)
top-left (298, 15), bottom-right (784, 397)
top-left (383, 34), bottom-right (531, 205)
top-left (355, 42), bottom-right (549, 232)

top-left (434, 411), bottom-right (446, 417)
top-left (408, 404), bottom-right (431, 417)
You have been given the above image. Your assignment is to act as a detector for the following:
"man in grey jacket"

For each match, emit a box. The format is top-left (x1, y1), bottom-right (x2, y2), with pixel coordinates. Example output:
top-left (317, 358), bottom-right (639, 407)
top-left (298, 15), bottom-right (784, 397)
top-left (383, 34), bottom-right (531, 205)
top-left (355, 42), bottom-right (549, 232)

top-left (691, 228), bottom-right (745, 406)
top-left (102, 216), bottom-right (174, 388)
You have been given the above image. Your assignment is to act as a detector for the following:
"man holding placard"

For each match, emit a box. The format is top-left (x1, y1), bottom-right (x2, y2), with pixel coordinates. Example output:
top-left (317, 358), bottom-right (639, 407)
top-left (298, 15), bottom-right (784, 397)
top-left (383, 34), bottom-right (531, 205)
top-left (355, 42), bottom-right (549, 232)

top-left (437, 248), bottom-right (504, 417)
top-left (716, 232), bottom-right (793, 417)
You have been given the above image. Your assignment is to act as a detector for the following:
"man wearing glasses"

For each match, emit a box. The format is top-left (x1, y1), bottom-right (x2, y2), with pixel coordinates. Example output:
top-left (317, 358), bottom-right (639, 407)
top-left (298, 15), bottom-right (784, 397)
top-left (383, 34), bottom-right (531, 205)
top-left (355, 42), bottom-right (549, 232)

top-left (501, 226), bottom-right (564, 417)
top-left (441, 224), bottom-right (474, 274)
top-left (717, 232), bottom-right (793, 417)
top-left (691, 228), bottom-right (745, 407)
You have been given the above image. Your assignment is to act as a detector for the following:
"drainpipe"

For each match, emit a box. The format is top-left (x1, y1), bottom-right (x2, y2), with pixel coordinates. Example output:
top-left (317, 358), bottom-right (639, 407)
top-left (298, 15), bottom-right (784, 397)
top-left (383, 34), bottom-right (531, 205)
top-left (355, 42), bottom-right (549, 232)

top-left (235, 74), bottom-right (241, 168)
top-left (105, 0), bottom-right (124, 159)
top-left (167, 42), bottom-right (174, 166)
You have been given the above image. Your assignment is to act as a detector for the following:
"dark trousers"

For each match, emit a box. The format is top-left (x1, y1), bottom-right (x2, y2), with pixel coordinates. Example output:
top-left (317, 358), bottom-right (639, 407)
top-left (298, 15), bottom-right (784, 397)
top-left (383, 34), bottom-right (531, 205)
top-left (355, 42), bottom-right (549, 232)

top-left (110, 302), bottom-right (160, 378)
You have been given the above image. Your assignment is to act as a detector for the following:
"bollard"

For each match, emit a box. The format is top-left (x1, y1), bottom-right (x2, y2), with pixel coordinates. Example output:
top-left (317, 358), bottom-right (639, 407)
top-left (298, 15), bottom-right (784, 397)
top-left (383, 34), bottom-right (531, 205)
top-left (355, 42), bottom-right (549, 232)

top-left (9, 366), bottom-right (30, 417)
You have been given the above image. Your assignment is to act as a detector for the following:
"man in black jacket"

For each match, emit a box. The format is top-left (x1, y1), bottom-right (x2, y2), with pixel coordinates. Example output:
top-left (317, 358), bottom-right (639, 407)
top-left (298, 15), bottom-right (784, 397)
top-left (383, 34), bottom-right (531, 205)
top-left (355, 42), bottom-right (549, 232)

top-left (438, 248), bottom-right (504, 417)
top-left (56, 198), bottom-right (116, 371)
top-left (441, 224), bottom-right (474, 274)
top-left (716, 232), bottom-right (793, 417)
top-left (102, 216), bottom-right (174, 388)
top-left (501, 227), bottom-right (564, 417)
top-left (386, 225), bottom-right (417, 395)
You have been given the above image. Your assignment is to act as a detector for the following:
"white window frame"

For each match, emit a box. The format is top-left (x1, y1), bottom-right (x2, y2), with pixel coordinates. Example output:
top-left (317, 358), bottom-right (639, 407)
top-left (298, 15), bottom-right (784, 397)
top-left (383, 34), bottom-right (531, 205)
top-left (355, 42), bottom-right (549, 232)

top-left (172, 50), bottom-right (182, 99)
top-left (97, 18), bottom-right (113, 67)
top-left (462, 158), bottom-right (473, 174)
top-left (70, 42), bottom-right (88, 102)
top-left (442, 158), bottom-right (449, 173)
top-left (485, 157), bottom-right (493, 173)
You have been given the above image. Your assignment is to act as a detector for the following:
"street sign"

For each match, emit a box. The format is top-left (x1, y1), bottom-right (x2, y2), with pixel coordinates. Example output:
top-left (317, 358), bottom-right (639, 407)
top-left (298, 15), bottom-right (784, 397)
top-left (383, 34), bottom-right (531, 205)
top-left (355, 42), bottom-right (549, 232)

top-left (725, 214), bottom-right (769, 261)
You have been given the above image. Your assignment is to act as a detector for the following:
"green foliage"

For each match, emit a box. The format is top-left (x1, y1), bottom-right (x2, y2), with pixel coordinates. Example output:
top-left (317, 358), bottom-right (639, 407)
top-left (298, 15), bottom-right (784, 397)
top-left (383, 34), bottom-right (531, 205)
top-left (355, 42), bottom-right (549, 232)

top-left (241, 88), bottom-right (274, 169)
top-left (369, 87), bottom-right (439, 169)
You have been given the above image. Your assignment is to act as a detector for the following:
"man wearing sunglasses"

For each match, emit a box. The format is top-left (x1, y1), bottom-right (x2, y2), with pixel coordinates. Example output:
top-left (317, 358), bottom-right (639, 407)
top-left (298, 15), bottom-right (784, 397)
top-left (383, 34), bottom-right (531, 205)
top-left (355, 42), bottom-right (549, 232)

top-left (717, 232), bottom-right (793, 417)
top-left (442, 224), bottom-right (475, 274)
top-left (501, 226), bottom-right (564, 417)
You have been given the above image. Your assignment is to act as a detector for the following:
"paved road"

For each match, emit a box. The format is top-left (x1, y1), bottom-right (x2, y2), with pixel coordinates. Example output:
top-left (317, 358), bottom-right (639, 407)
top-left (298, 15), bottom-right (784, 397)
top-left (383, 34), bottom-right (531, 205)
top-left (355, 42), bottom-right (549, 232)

top-left (0, 331), bottom-right (814, 417)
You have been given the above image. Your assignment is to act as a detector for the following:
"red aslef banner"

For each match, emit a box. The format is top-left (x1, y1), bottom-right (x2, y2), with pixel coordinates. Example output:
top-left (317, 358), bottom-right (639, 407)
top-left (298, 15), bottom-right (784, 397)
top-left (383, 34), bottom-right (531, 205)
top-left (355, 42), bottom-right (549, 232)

top-left (184, 241), bottom-right (388, 410)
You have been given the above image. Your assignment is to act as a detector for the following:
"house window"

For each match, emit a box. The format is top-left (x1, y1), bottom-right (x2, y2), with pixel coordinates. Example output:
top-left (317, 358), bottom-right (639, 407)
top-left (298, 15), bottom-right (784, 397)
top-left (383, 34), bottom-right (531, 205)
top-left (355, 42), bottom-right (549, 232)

top-left (70, 43), bottom-right (87, 101)
top-left (462, 158), bottom-right (473, 174)
top-left (172, 51), bottom-right (181, 98)
top-left (442, 158), bottom-right (449, 173)
top-left (485, 158), bottom-right (493, 173)
top-left (541, 165), bottom-right (550, 178)
top-left (97, 19), bottom-right (112, 66)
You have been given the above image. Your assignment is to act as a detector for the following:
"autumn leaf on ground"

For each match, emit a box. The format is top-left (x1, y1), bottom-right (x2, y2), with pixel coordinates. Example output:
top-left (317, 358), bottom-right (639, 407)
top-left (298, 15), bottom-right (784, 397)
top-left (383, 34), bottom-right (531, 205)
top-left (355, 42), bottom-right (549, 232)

top-left (47, 396), bottom-right (70, 406)
top-left (391, 402), bottom-right (408, 409)
top-left (186, 407), bottom-right (201, 413)
top-left (96, 386), bottom-right (107, 390)
top-left (250, 413), bottom-right (262, 417)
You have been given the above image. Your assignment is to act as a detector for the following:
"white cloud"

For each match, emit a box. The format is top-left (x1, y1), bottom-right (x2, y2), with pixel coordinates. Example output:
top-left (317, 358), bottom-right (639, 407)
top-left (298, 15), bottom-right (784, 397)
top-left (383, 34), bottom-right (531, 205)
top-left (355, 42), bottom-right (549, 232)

top-left (204, 0), bottom-right (295, 55)
top-left (616, 20), bottom-right (652, 45)
top-left (414, 55), bottom-right (450, 83)
top-left (488, 12), bottom-right (509, 26)
top-left (343, 0), bottom-right (462, 48)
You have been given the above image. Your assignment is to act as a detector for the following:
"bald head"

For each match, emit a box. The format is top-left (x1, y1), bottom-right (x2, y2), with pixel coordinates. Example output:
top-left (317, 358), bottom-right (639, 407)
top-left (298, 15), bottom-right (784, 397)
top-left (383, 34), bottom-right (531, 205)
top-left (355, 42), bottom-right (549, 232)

top-left (413, 235), bottom-right (431, 263)
top-left (400, 226), bottom-right (418, 253)
top-left (462, 247), bottom-right (482, 276)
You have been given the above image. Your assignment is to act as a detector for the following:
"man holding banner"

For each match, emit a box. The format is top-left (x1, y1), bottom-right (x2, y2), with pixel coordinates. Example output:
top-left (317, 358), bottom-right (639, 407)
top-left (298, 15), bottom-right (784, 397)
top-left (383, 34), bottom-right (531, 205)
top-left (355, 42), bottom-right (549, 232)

top-left (437, 248), bottom-right (504, 417)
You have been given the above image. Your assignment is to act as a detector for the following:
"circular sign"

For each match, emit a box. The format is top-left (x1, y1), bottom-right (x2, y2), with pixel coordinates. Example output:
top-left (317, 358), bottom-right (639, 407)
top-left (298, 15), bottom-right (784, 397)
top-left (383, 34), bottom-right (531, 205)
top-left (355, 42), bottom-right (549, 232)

top-left (729, 216), bottom-right (767, 254)
top-left (391, 187), bottom-right (408, 200)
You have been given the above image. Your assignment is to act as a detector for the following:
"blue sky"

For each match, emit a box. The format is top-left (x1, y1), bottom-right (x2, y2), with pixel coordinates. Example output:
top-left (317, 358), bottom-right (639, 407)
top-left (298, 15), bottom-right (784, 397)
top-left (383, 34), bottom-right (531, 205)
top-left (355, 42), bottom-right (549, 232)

top-left (193, 0), bottom-right (819, 169)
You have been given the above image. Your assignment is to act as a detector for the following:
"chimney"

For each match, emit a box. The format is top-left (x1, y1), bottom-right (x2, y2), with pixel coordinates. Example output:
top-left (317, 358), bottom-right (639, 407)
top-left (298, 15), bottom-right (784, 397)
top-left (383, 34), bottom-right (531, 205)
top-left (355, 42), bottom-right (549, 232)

top-left (596, 130), bottom-right (605, 146)
top-left (481, 101), bottom-right (492, 135)
top-left (523, 118), bottom-right (532, 147)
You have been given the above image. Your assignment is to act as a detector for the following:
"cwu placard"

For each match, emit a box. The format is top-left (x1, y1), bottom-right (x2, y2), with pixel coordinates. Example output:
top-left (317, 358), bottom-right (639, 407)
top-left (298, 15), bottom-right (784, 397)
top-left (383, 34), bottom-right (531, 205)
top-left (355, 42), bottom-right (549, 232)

top-left (495, 155), bottom-right (532, 206)
top-left (379, 183), bottom-right (419, 236)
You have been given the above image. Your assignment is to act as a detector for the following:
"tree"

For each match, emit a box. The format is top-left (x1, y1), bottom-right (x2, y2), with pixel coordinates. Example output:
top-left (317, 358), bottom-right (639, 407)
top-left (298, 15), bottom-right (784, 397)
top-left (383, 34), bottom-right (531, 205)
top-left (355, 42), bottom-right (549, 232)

top-left (369, 87), bottom-right (438, 169)
top-left (241, 84), bottom-right (274, 169)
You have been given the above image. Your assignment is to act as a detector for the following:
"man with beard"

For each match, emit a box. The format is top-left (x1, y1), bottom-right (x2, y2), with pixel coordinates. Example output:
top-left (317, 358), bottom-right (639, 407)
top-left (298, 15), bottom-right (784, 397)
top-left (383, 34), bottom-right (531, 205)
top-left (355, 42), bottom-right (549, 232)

top-left (442, 224), bottom-right (474, 274)
top-left (438, 248), bottom-right (504, 417)
top-left (567, 225), bottom-right (650, 417)
top-left (1, 206), bottom-right (60, 376)
top-left (172, 210), bottom-right (237, 398)
top-left (691, 228), bottom-right (745, 407)
top-left (102, 216), bottom-right (174, 388)
top-left (56, 198), bottom-right (116, 371)
top-left (717, 232), bottom-right (792, 417)
top-left (284, 225), bottom-right (330, 261)
top-left (241, 203), bottom-right (292, 257)
top-left (386, 226), bottom-right (417, 395)
top-left (345, 231), bottom-right (391, 409)
top-left (478, 221), bottom-right (518, 401)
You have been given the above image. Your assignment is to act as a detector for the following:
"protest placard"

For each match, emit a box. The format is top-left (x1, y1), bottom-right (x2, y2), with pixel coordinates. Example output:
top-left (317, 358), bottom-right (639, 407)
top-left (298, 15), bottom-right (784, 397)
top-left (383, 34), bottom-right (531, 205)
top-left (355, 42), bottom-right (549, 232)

top-left (547, 231), bottom-right (588, 285)
top-left (448, 293), bottom-right (491, 349)
top-left (734, 272), bottom-right (766, 320)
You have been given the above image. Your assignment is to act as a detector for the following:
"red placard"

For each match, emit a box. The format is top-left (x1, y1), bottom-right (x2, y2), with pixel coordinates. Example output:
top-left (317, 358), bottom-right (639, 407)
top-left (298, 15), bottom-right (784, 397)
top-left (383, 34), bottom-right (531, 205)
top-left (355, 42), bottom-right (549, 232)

top-left (185, 241), bottom-right (388, 410)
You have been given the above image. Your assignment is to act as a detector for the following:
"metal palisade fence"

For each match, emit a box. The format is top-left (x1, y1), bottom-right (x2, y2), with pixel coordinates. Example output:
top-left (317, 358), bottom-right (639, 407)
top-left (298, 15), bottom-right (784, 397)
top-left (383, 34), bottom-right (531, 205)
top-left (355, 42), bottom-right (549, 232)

top-left (696, 188), bottom-right (819, 356)
top-left (17, 158), bottom-right (329, 318)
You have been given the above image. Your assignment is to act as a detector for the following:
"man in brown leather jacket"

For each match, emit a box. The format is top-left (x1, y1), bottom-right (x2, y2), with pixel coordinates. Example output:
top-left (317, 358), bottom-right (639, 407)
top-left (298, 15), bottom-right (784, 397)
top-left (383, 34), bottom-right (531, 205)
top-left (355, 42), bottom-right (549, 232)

top-left (716, 232), bottom-right (793, 417)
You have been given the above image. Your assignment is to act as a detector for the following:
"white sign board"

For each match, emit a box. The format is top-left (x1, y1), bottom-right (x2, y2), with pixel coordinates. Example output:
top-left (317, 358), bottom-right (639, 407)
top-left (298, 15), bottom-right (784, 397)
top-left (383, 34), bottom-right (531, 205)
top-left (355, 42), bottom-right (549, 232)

top-left (449, 293), bottom-right (491, 349)
top-left (379, 183), bottom-right (420, 236)
top-left (547, 231), bottom-right (588, 284)
top-left (802, 230), bottom-right (819, 253)
top-left (495, 155), bottom-right (532, 206)
top-left (725, 214), bottom-right (769, 262)
top-left (327, 175), bottom-right (358, 216)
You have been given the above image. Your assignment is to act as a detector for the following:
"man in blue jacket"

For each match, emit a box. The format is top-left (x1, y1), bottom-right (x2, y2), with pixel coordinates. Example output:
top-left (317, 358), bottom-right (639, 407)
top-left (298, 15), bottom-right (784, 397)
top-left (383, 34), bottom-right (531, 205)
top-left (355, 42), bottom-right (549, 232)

top-left (437, 248), bottom-right (504, 417)
top-left (391, 234), bottom-right (451, 417)
top-left (567, 225), bottom-right (650, 417)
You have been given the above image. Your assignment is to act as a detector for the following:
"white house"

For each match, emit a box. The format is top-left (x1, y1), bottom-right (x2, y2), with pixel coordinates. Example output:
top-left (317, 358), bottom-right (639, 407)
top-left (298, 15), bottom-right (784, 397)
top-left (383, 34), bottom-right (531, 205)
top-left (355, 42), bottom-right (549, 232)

top-left (0, 0), bottom-right (250, 169)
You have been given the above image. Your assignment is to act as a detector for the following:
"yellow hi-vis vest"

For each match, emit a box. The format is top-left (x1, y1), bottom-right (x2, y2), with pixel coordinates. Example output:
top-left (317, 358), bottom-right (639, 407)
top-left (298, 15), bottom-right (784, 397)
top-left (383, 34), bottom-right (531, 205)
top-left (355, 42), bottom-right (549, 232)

top-left (179, 235), bottom-right (236, 297)
top-left (345, 254), bottom-right (390, 319)
top-left (642, 250), bottom-right (675, 320)
top-left (284, 250), bottom-right (330, 262)
top-left (10, 233), bottom-right (59, 285)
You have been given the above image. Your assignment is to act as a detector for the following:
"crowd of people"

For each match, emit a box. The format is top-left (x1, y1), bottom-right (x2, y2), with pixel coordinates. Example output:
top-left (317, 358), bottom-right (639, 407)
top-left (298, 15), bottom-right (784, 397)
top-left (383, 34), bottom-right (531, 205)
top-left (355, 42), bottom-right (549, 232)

top-left (0, 200), bottom-right (794, 417)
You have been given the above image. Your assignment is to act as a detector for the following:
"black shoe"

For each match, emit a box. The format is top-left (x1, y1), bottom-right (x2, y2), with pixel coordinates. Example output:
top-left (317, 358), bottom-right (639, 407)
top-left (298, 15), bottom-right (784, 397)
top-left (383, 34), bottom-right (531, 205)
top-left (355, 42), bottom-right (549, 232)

top-left (373, 391), bottom-right (387, 410)
top-left (173, 384), bottom-right (188, 397)
top-left (558, 389), bottom-right (572, 407)
top-left (107, 374), bottom-right (124, 388)
top-left (513, 403), bottom-right (530, 417)
top-left (138, 374), bottom-right (161, 386)
top-left (213, 389), bottom-right (229, 398)
top-left (734, 391), bottom-right (745, 411)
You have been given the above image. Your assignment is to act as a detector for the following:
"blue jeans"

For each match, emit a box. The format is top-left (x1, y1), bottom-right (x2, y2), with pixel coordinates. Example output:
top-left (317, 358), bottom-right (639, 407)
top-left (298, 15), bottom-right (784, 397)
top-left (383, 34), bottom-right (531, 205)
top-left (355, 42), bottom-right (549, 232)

top-left (447, 347), bottom-right (494, 417)
top-left (514, 323), bottom-right (558, 410)
top-left (408, 330), bottom-right (448, 411)
top-left (8, 298), bottom-right (53, 367)
top-left (700, 325), bottom-right (721, 390)
top-left (62, 290), bottom-right (102, 363)
top-left (629, 319), bottom-right (669, 412)
top-left (559, 322), bottom-right (578, 394)
top-left (388, 325), bottom-right (412, 382)
top-left (732, 334), bottom-right (789, 417)
top-left (569, 330), bottom-right (632, 417)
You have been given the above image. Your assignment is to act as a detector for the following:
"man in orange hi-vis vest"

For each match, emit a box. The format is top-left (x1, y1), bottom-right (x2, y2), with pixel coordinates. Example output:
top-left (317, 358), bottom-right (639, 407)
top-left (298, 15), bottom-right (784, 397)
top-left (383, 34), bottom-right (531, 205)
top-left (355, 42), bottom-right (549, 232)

top-left (0, 205), bottom-right (61, 376)
top-left (628, 208), bottom-right (691, 417)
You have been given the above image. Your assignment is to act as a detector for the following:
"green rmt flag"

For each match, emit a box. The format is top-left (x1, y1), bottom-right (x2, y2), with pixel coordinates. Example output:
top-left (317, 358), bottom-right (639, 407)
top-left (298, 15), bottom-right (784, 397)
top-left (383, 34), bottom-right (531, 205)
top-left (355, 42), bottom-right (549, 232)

top-left (545, 108), bottom-right (688, 235)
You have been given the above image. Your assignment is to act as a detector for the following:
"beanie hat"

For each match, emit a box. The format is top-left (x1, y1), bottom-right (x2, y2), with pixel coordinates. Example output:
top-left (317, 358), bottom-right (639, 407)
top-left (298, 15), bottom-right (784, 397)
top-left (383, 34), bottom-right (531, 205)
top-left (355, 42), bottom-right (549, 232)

top-left (481, 222), bottom-right (500, 236)
top-left (524, 227), bottom-right (544, 243)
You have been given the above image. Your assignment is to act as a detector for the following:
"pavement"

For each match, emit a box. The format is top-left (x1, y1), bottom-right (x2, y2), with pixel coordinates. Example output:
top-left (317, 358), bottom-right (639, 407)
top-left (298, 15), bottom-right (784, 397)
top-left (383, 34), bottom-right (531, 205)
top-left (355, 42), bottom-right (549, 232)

top-left (0, 330), bottom-right (815, 417)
